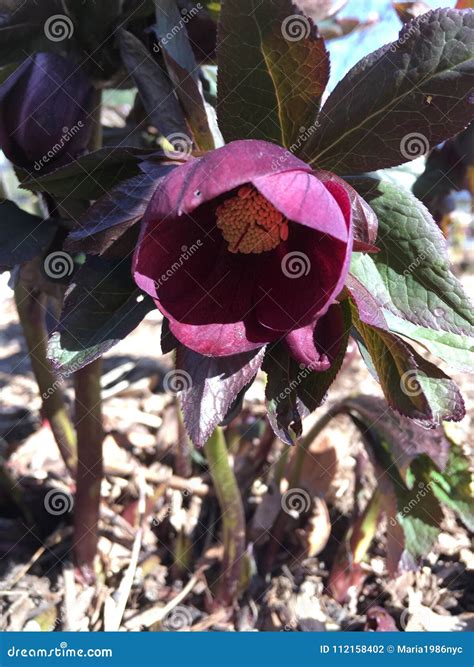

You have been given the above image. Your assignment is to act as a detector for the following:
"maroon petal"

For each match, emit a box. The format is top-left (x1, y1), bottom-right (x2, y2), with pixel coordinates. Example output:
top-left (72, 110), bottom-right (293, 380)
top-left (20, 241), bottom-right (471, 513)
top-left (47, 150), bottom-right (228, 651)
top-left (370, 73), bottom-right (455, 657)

top-left (134, 204), bottom-right (259, 326)
top-left (255, 181), bottom-right (352, 331)
top-left (315, 170), bottom-right (378, 244)
top-left (285, 325), bottom-right (331, 371)
top-left (252, 171), bottom-right (349, 242)
top-left (153, 139), bottom-right (312, 217)
top-left (169, 320), bottom-right (263, 356)
top-left (284, 304), bottom-right (347, 370)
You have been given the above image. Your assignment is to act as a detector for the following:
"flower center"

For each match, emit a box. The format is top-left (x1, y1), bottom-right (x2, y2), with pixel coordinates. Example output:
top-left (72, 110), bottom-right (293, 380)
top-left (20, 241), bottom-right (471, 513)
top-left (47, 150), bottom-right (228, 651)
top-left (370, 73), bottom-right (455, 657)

top-left (216, 185), bottom-right (289, 254)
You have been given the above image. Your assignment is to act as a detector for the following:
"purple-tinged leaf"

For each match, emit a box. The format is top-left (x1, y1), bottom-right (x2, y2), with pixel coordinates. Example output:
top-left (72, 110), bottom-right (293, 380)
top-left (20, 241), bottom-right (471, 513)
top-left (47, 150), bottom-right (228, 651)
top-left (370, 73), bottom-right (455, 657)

top-left (263, 302), bottom-right (351, 444)
top-left (349, 411), bottom-right (444, 558)
top-left (0, 0), bottom-right (59, 66)
top-left (65, 164), bottom-right (175, 255)
top-left (175, 345), bottom-right (265, 447)
top-left (341, 395), bottom-right (450, 471)
top-left (305, 8), bottom-right (474, 173)
top-left (118, 29), bottom-right (188, 140)
top-left (153, 0), bottom-right (215, 150)
top-left (428, 441), bottom-right (474, 531)
top-left (217, 0), bottom-right (329, 149)
top-left (48, 257), bottom-right (154, 374)
top-left (0, 199), bottom-right (57, 271)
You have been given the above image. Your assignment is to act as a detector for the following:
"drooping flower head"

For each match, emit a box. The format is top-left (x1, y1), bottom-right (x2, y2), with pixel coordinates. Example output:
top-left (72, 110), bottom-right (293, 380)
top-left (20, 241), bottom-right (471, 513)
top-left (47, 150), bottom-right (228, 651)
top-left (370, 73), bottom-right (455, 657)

top-left (133, 140), bottom-right (353, 368)
top-left (0, 53), bottom-right (94, 171)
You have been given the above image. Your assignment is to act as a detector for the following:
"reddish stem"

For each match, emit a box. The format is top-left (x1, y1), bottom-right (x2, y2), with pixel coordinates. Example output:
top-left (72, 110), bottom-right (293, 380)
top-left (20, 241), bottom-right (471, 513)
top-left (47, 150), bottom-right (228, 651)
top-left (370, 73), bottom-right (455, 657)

top-left (73, 359), bottom-right (104, 580)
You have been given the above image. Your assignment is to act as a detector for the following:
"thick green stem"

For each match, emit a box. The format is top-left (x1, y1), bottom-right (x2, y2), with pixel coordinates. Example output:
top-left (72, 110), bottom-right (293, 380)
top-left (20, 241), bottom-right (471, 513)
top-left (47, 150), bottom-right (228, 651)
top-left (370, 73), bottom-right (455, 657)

top-left (14, 282), bottom-right (77, 472)
top-left (204, 428), bottom-right (245, 606)
top-left (73, 358), bottom-right (104, 580)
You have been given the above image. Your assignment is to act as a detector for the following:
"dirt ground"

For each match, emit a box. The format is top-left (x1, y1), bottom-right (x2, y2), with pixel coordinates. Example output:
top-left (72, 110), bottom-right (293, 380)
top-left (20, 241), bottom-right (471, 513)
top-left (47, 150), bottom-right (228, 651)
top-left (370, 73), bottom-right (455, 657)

top-left (0, 267), bottom-right (472, 633)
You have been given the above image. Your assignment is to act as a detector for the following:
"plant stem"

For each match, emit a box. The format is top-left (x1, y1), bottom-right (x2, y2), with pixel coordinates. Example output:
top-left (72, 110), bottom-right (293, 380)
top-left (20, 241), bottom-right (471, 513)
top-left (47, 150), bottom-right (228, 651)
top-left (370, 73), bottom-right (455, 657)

top-left (14, 282), bottom-right (77, 472)
top-left (204, 427), bottom-right (245, 606)
top-left (175, 398), bottom-right (192, 478)
top-left (72, 88), bottom-right (104, 579)
top-left (73, 358), bottom-right (103, 580)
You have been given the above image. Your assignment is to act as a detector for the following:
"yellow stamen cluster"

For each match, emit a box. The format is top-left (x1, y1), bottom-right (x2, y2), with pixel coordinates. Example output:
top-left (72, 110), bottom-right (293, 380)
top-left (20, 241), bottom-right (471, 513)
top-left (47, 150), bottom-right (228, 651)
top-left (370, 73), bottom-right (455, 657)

top-left (216, 185), bottom-right (289, 254)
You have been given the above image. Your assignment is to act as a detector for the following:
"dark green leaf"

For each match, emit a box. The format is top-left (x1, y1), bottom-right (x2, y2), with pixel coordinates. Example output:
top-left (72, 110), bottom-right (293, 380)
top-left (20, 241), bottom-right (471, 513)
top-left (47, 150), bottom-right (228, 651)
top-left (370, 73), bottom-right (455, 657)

top-left (217, 0), bottom-right (329, 148)
top-left (304, 8), bottom-right (474, 173)
top-left (412, 123), bottom-right (473, 221)
top-left (263, 343), bottom-right (305, 445)
top-left (0, 0), bottom-right (59, 67)
top-left (350, 414), bottom-right (443, 558)
top-left (349, 177), bottom-right (474, 372)
top-left (0, 200), bottom-right (56, 270)
top-left (352, 307), bottom-right (465, 424)
top-left (18, 147), bottom-right (155, 199)
top-left (427, 445), bottom-right (474, 531)
top-left (48, 257), bottom-right (154, 373)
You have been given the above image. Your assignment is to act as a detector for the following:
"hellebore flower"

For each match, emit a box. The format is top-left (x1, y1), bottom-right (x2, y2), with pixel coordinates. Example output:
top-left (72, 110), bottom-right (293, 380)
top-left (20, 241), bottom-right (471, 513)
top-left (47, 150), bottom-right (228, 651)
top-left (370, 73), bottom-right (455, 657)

top-left (0, 53), bottom-right (94, 171)
top-left (133, 140), bottom-right (353, 367)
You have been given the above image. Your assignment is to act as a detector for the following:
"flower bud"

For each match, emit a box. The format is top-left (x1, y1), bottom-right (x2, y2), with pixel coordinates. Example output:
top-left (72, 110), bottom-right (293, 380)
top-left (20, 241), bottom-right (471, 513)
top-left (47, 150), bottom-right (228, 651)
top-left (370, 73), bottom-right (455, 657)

top-left (0, 52), bottom-right (94, 171)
